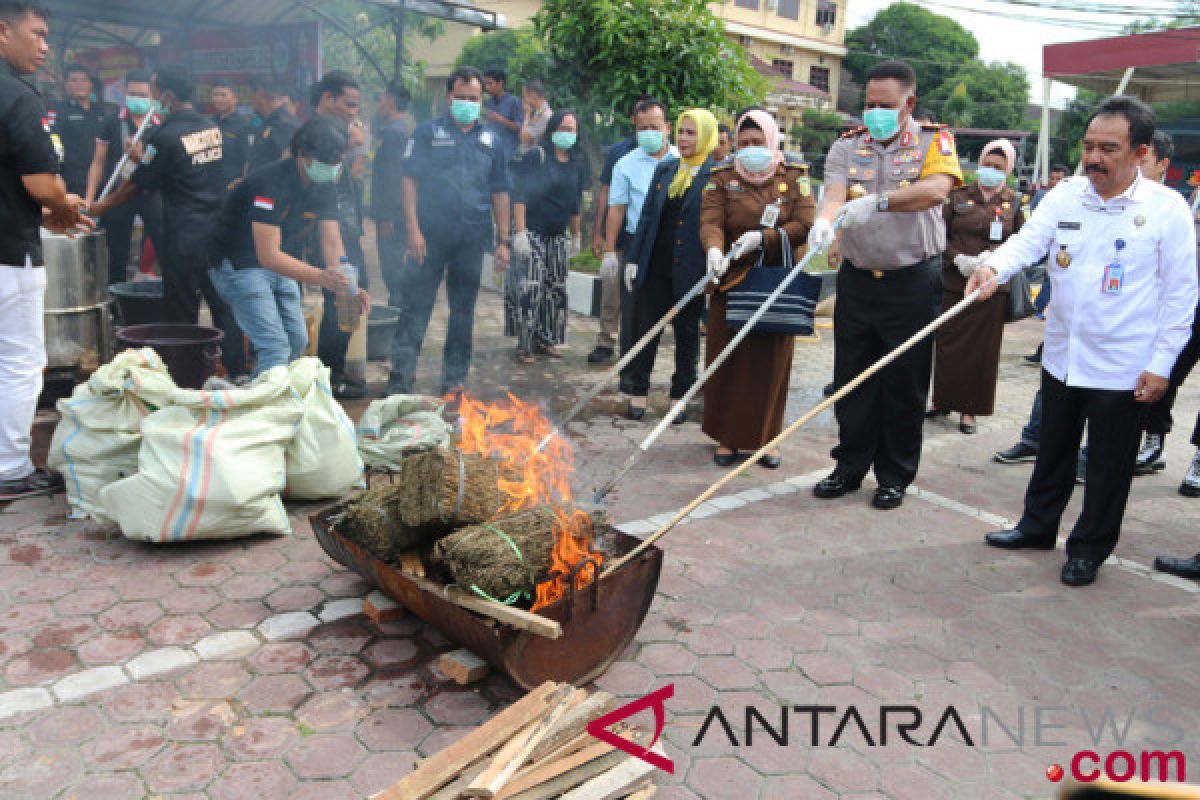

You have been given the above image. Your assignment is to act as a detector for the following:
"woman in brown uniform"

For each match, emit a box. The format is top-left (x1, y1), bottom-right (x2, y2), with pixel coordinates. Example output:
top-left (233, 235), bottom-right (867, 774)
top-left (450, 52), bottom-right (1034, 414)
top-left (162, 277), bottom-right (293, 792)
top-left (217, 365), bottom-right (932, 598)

top-left (700, 110), bottom-right (815, 467)
top-left (928, 138), bottom-right (1024, 433)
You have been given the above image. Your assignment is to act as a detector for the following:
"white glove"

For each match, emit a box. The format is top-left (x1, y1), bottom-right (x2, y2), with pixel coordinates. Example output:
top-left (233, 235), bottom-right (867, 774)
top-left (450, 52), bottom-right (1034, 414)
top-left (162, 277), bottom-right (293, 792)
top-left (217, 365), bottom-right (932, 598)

top-left (839, 195), bottom-right (878, 231)
top-left (568, 234), bottom-right (581, 258)
top-left (729, 230), bottom-right (763, 260)
top-left (807, 218), bottom-right (836, 253)
top-left (706, 247), bottom-right (727, 281)
top-left (954, 250), bottom-right (993, 279)
top-left (512, 230), bottom-right (533, 260)
top-left (600, 252), bottom-right (619, 279)
top-left (624, 262), bottom-right (638, 293)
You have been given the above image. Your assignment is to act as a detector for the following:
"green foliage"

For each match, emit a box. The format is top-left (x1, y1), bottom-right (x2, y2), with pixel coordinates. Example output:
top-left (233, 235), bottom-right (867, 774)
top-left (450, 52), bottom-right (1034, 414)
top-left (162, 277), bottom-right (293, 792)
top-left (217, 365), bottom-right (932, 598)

top-left (844, 3), bottom-right (978, 100)
top-left (455, 29), bottom-right (529, 76)
top-left (529, 0), bottom-right (768, 139)
top-left (1054, 89), bottom-right (1104, 166)
top-left (1124, 1), bottom-right (1200, 32)
top-left (321, 1), bottom-right (444, 95)
top-left (790, 109), bottom-right (842, 155)
top-left (926, 61), bottom-right (1031, 130)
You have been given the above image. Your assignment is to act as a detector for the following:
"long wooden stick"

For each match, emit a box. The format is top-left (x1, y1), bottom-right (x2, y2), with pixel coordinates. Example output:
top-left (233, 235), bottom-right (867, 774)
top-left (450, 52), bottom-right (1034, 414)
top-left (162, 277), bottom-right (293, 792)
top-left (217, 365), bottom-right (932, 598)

top-left (406, 573), bottom-right (562, 639)
top-left (536, 270), bottom-right (716, 453)
top-left (602, 287), bottom-right (984, 578)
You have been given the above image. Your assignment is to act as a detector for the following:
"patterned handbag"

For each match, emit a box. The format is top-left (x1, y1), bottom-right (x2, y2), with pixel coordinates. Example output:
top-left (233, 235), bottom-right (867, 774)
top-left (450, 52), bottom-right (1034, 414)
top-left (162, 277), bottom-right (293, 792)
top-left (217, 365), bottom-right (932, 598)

top-left (724, 229), bottom-right (823, 336)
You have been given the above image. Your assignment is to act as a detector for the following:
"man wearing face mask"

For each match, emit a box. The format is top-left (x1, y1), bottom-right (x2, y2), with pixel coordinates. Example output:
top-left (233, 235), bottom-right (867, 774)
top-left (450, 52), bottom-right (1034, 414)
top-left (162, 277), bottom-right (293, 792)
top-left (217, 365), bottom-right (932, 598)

top-left (209, 117), bottom-right (361, 378)
top-left (809, 59), bottom-right (963, 511)
top-left (90, 64), bottom-right (245, 377)
top-left (602, 98), bottom-right (678, 369)
top-left (389, 66), bottom-right (511, 397)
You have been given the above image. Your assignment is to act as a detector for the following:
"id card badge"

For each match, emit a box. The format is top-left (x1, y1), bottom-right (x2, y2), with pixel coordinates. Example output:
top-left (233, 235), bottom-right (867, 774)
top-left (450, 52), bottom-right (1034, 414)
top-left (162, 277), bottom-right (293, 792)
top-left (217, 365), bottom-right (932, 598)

top-left (1102, 263), bottom-right (1124, 295)
top-left (760, 201), bottom-right (781, 228)
top-left (989, 219), bottom-right (1004, 242)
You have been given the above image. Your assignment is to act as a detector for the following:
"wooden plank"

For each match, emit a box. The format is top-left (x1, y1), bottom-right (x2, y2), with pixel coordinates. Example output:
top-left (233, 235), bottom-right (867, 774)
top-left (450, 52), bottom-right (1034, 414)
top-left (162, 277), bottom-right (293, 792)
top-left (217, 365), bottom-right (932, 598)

top-left (499, 730), bottom-right (644, 800)
top-left (526, 691), bottom-right (617, 764)
top-left (462, 686), bottom-right (584, 799)
top-left (407, 573), bottom-right (562, 640)
top-left (622, 784), bottom-right (655, 800)
top-left (504, 748), bottom-right (627, 800)
top-left (372, 682), bottom-right (560, 800)
top-left (558, 744), bottom-right (664, 800)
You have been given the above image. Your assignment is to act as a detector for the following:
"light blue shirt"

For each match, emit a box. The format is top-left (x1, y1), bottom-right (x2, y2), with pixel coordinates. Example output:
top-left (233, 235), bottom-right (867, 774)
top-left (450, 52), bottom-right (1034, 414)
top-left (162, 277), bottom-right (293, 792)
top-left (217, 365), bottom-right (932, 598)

top-left (609, 144), bottom-right (679, 235)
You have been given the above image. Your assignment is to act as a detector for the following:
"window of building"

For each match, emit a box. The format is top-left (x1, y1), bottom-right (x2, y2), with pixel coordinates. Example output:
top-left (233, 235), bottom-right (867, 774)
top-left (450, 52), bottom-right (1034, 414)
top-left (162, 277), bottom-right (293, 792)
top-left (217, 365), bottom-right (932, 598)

top-left (816, 0), bottom-right (837, 27)
top-left (772, 59), bottom-right (794, 78)
top-left (735, 0), bottom-right (759, 9)
top-left (809, 66), bottom-right (830, 92)
top-left (777, 0), bottom-right (800, 20)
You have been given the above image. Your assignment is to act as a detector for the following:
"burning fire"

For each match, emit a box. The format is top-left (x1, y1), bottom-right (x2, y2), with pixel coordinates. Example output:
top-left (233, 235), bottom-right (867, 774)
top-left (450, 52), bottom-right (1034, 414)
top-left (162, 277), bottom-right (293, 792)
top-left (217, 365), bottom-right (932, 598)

top-left (453, 392), bottom-right (603, 612)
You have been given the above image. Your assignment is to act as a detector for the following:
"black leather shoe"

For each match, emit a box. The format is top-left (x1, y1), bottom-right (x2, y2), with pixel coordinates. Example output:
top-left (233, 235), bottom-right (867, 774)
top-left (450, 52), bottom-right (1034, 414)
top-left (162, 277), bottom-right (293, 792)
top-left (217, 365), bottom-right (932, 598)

top-left (959, 422), bottom-right (977, 435)
top-left (626, 402), bottom-right (646, 421)
top-left (1153, 554), bottom-right (1200, 581)
top-left (925, 409), bottom-right (950, 419)
top-left (872, 486), bottom-right (904, 510)
top-left (984, 529), bottom-right (1056, 550)
top-left (813, 473), bottom-right (862, 499)
top-left (671, 408), bottom-right (687, 425)
top-left (822, 382), bottom-right (836, 398)
top-left (1061, 558), bottom-right (1100, 587)
top-left (993, 442), bottom-right (1038, 464)
top-left (758, 453), bottom-right (782, 469)
top-left (713, 449), bottom-right (738, 467)
top-left (587, 346), bottom-right (614, 364)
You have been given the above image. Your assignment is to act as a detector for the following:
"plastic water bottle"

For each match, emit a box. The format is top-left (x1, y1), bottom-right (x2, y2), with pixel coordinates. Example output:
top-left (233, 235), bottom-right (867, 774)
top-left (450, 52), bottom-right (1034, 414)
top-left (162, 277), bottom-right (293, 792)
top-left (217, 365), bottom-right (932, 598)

top-left (335, 256), bottom-right (360, 333)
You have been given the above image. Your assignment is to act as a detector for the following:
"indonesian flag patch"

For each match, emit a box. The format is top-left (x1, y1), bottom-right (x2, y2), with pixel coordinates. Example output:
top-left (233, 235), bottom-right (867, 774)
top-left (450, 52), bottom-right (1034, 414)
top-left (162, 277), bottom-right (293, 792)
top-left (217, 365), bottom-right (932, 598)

top-left (254, 196), bottom-right (275, 211)
top-left (938, 130), bottom-right (955, 156)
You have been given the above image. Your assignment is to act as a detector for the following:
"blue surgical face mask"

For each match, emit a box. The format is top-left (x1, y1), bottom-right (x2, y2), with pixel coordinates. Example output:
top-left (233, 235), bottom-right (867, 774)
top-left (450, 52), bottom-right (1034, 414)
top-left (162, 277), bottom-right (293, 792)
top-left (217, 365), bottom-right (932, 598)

top-left (305, 159), bottom-right (342, 184)
top-left (976, 166), bottom-right (1006, 188)
top-left (551, 131), bottom-right (577, 151)
top-left (736, 146), bottom-right (775, 174)
top-left (450, 98), bottom-right (481, 125)
top-left (863, 107), bottom-right (901, 141)
top-left (637, 129), bottom-right (664, 155)
top-left (125, 96), bottom-right (153, 116)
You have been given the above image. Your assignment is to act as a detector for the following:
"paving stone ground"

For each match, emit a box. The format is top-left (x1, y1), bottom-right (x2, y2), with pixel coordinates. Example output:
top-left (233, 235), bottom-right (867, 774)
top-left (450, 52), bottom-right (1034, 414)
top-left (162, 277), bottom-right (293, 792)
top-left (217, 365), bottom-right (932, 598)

top-left (5, 277), bottom-right (1200, 799)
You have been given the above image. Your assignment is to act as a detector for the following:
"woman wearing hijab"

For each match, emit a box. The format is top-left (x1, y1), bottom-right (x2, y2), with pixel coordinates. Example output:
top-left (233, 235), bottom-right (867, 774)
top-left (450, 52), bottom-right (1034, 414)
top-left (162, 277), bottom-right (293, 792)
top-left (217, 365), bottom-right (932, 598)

top-left (928, 138), bottom-right (1024, 433)
top-left (507, 109), bottom-right (589, 362)
top-left (699, 110), bottom-right (815, 467)
top-left (619, 109), bottom-right (719, 420)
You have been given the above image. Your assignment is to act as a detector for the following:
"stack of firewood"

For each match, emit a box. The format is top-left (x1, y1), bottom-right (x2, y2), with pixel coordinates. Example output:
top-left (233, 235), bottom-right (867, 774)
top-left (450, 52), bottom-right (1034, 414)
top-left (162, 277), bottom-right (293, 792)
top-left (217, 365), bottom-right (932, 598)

top-left (373, 682), bottom-right (662, 800)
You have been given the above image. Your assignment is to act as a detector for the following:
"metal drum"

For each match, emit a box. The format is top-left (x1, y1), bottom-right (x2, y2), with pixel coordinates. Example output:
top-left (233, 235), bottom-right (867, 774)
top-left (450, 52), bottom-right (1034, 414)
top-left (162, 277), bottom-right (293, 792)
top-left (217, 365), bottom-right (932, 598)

top-left (41, 229), bottom-right (113, 374)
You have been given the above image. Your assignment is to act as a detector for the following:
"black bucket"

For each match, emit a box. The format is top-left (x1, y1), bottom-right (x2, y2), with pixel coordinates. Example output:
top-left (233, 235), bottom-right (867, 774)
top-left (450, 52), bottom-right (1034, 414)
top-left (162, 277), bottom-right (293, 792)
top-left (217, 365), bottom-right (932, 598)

top-left (109, 279), bottom-right (166, 326)
top-left (367, 305), bottom-right (400, 361)
top-left (116, 324), bottom-right (224, 389)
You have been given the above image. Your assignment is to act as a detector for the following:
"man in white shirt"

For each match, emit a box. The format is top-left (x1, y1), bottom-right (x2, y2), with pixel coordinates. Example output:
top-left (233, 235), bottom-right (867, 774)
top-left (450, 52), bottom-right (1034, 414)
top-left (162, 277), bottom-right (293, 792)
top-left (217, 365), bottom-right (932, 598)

top-left (967, 96), bottom-right (1198, 587)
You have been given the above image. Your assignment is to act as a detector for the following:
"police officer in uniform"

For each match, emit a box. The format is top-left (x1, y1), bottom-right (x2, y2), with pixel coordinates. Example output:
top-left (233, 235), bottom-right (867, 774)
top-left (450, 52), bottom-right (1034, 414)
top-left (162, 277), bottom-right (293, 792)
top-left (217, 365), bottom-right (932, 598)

top-left (91, 64), bottom-right (245, 377)
top-left (0, 0), bottom-right (93, 501)
top-left (389, 66), bottom-right (511, 396)
top-left (49, 64), bottom-right (108, 196)
top-left (808, 59), bottom-right (963, 510)
top-left (248, 73), bottom-right (298, 171)
top-left (210, 79), bottom-right (249, 191)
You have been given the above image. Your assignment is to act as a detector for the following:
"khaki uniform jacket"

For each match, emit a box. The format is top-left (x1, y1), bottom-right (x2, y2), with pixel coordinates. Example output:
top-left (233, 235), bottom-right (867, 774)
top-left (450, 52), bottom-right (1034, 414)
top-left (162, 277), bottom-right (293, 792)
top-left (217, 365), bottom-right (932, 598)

top-left (942, 182), bottom-right (1024, 294)
top-left (699, 158), bottom-right (816, 291)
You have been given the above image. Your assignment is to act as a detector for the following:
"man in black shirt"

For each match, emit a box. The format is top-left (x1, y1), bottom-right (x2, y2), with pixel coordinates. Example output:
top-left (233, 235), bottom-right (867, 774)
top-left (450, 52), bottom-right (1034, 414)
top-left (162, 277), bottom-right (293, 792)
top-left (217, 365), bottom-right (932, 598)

top-left (49, 64), bottom-right (107, 195)
top-left (372, 80), bottom-right (410, 340)
top-left (0, 0), bottom-right (92, 501)
top-left (85, 69), bottom-right (164, 287)
top-left (209, 117), bottom-right (362, 378)
top-left (91, 64), bottom-right (244, 376)
top-left (210, 79), bottom-right (249, 191)
top-left (248, 74), bottom-right (298, 171)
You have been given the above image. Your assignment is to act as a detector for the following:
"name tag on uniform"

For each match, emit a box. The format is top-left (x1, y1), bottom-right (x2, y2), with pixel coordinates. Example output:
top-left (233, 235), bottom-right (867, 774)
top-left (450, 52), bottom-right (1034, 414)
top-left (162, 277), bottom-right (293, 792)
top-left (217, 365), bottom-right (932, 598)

top-left (1103, 263), bottom-right (1124, 295)
top-left (760, 201), bottom-right (781, 228)
top-left (989, 219), bottom-right (1004, 242)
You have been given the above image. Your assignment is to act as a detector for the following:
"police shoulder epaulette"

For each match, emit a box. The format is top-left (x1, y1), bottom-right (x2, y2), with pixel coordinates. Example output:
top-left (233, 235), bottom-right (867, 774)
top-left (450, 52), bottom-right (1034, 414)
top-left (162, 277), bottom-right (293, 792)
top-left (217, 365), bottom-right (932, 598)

top-left (710, 161), bottom-right (735, 172)
top-left (920, 122), bottom-right (949, 131)
top-left (840, 126), bottom-right (867, 139)
top-left (783, 152), bottom-right (808, 168)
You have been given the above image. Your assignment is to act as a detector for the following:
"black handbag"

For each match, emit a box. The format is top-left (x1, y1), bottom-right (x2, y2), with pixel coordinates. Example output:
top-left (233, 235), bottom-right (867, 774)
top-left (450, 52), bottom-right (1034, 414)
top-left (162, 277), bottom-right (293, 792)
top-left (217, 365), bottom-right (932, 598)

top-left (724, 229), bottom-right (822, 337)
top-left (1004, 267), bottom-right (1038, 323)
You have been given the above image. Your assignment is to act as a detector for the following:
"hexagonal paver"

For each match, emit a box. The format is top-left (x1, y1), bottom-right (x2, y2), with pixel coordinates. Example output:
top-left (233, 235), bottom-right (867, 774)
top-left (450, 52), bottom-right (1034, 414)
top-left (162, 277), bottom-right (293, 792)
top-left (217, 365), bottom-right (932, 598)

top-left (307, 619), bottom-right (373, 655)
top-left (305, 655), bottom-right (370, 691)
top-left (206, 601), bottom-right (271, 630)
top-left (686, 756), bottom-right (763, 800)
top-left (277, 560), bottom-right (332, 584)
top-left (357, 708), bottom-right (431, 751)
top-left (638, 643), bottom-right (698, 676)
top-left (0, 751), bottom-right (81, 798)
top-left (237, 674), bottom-right (311, 714)
top-left (53, 587), bottom-right (119, 615)
top-left (177, 662), bottom-right (252, 700)
top-left (78, 631), bottom-right (145, 665)
top-left (224, 718), bottom-right (300, 761)
top-left (97, 601), bottom-right (165, 632)
top-left (166, 700), bottom-right (237, 741)
top-left (219, 574), bottom-right (279, 601)
top-left (286, 734), bottom-right (365, 779)
top-left (210, 762), bottom-right (297, 800)
top-left (248, 642), bottom-right (313, 674)
top-left (146, 614), bottom-right (212, 647)
top-left (176, 562), bottom-right (232, 587)
top-left (265, 585), bottom-right (325, 613)
top-left (422, 690), bottom-right (491, 726)
top-left (30, 619), bottom-right (96, 648)
top-left (362, 639), bottom-right (420, 670)
top-left (103, 682), bottom-right (178, 722)
top-left (351, 751), bottom-right (419, 796)
top-left (141, 742), bottom-right (222, 793)
top-left (4, 648), bottom-right (77, 685)
top-left (296, 691), bottom-right (366, 732)
top-left (61, 772), bottom-right (147, 800)
top-left (695, 656), bottom-right (758, 692)
top-left (82, 724), bottom-right (165, 770)
top-left (318, 572), bottom-right (370, 598)
top-left (29, 705), bottom-right (104, 745)
top-left (161, 587), bottom-right (221, 614)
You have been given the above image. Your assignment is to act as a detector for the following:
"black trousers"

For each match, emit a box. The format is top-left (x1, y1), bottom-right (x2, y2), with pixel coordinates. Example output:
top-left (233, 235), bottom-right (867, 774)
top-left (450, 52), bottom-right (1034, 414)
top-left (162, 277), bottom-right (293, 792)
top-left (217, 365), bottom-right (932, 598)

top-left (1143, 305), bottom-right (1200, 447)
top-left (1018, 370), bottom-right (1144, 563)
top-left (618, 265), bottom-right (703, 398)
top-left (160, 236), bottom-right (247, 378)
top-left (101, 192), bottom-right (164, 287)
top-left (317, 233), bottom-right (368, 383)
top-left (831, 257), bottom-right (942, 488)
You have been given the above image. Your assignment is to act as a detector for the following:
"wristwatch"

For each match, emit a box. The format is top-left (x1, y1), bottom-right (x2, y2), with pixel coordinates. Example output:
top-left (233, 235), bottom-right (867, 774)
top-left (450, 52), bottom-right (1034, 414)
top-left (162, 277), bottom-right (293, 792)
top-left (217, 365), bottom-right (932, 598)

top-left (876, 194), bottom-right (890, 213)
top-left (499, 238), bottom-right (512, 247)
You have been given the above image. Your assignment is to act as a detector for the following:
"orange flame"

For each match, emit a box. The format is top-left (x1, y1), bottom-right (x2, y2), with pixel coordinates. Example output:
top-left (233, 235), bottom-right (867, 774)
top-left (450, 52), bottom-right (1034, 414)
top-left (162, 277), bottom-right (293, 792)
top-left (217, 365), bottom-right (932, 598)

top-left (451, 392), bottom-right (603, 611)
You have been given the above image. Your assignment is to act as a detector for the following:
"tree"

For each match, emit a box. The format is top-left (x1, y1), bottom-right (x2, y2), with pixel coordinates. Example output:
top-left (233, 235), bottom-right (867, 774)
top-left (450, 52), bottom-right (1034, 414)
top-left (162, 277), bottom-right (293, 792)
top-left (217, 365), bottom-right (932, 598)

top-left (1125, 0), bottom-right (1200, 32)
top-left (455, 29), bottom-right (532, 77)
top-left (790, 108), bottom-right (841, 156)
top-left (926, 61), bottom-right (1030, 130)
top-left (1053, 89), bottom-right (1104, 166)
top-left (844, 3), bottom-right (978, 101)
top-left (321, 1), bottom-right (444, 95)
top-left (529, 0), bottom-right (768, 141)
